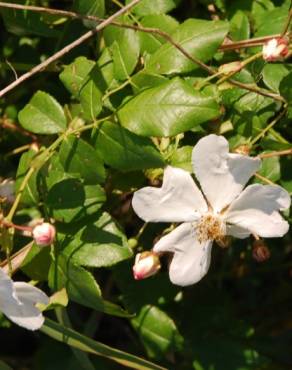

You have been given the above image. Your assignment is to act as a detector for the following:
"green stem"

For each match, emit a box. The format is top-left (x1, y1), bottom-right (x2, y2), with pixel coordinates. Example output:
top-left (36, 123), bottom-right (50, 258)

top-left (251, 107), bottom-right (287, 145)
top-left (217, 52), bottom-right (262, 85)
top-left (102, 80), bottom-right (131, 102)
top-left (6, 167), bottom-right (35, 222)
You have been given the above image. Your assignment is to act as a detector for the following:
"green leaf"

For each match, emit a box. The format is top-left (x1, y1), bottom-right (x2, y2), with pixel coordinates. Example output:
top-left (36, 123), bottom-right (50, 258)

top-left (279, 72), bottom-right (292, 103)
top-left (254, 6), bottom-right (289, 36)
top-left (170, 146), bottom-right (193, 172)
top-left (59, 57), bottom-right (95, 97)
top-left (59, 135), bottom-right (105, 184)
top-left (15, 150), bottom-right (39, 206)
top-left (49, 254), bottom-right (129, 317)
top-left (132, 71), bottom-right (168, 93)
top-left (21, 244), bottom-right (51, 281)
top-left (46, 179), bottom-right (105, 223)
top-left (256, 155), bottom-right (281, 183)
top-left (41, 318), bottom-right (166, 370)
top-left (95, 121), bottom-right (164, 171)
top-left (0, 360), bottom-right (13, 370)
top-left (279, 72), bottom-right (292, 118)
top-left (231, 93), bottom-right (276, 137)
top-left (131, 305), bottom-right (184, 359)
top-left (118, 78), bottom-right (220, 137)
top-left (60, 211), bottom-right (132, 267)
top-left (104, 17), bottom-right (140, 81)
top-left (139, 14), bottom-right (179, 54)
top-left (127, 0), bottom-right (181, 16)
top-left (79, 73), bottom-right (103, 121)
top-left (0, 7), bottom-right (60, 37)
top-left (280, 156), bottom-right (292, 194)
top-left (145, 19), bottom-right (229, 75)
top-left (229, 10), bottom-right (250, 41)
top-left (49, 254), bottom-right (101, 307)
top-left (262, 64), bottom-right (291, 93)
top-left (74, 0), bottom-right (105, 27)
top-left (18, 91), bottom-right (66, 134)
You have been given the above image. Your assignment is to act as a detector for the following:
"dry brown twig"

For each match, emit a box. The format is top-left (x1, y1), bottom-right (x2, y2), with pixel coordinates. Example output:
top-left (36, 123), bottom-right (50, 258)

top-left (0, 1), bottom-right (286, 102)
top-left (0, 0), bottom-right (142, 98)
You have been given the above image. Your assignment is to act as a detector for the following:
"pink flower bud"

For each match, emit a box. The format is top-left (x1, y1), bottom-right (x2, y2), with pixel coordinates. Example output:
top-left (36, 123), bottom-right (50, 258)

top-left (133, 251), bottom-right (161, 280)
top-left (252, 240), bottom-right (270, 262)
top-left (32, 222), bottom-right (56, 246)
top-left (262, 38), bottom-right (289, 62)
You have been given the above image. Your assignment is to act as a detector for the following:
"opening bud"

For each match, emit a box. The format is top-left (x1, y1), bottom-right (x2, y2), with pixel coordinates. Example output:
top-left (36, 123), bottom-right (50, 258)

top-left (252, 240), bottom-right (271, 262)
top-left (133, 251), bottom-right (161, 280)
top-left (262, 38), bottom-right (289, 62)
top-left (233, 144), bottom-right (251, 156)
top-left (32, 222), bottom-right (56, 247)
top-left (218, 61), bottom-right (243, 75)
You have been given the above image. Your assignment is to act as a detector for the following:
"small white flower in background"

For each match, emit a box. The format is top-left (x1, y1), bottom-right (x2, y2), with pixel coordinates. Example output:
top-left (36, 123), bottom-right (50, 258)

top-left (32, 222), bottom-right (56, 246)
top-left (133, 251), bottom-right (161, 280)
top-left (0, 268), bottom-right (49, 330)
top-left (132, 135), bottom-right (290, 286)
top-left (262, 37), bottom-right (289, 62)
top-left (0, 179), bottom-right (15, 203)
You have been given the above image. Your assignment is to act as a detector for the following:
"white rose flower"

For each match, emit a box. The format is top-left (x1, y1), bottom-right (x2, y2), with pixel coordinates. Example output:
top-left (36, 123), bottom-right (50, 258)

top-left (262, 37), bottom-right (289, 62)
top-left (0, 268), bottom-right (49, 330)
top-left (132, 135), bottom-right (290, 286)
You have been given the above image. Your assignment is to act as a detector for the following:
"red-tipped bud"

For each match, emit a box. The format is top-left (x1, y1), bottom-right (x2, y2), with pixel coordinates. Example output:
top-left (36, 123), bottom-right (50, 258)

top-left (252, 240), bottom-right (270, 262)
top-left (262, 38), bottom-right (289, 62)
top-left (133, 251), bottom-right (161, 280)
top-left (32, 222), bottom-right (56, 247)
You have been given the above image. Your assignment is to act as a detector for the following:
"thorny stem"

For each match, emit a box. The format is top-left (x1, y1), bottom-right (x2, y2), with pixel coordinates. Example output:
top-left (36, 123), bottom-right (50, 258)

top-left (0, 0), bottom-right (142, 98)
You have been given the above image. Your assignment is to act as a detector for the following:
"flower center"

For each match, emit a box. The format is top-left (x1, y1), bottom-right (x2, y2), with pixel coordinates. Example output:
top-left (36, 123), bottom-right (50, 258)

top-left (196, 213), bottom-right (225, 243)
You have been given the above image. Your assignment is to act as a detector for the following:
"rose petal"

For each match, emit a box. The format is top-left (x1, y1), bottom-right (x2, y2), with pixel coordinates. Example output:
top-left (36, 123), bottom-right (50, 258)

top-left (226, 184), bottom-right (290, 237)
top-left (153, 223), bottom-right (213, 286)
top-left (0, 269), bottom-right (48, 331)
top-left (132, 166), bottom-right (207, 223)
top-left (192, 135), bottom-right (261, 213)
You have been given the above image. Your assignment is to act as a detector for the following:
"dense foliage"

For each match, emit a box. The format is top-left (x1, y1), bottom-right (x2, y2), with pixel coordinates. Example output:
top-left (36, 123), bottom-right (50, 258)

top-left (0, 0), bottom-right (292, 369)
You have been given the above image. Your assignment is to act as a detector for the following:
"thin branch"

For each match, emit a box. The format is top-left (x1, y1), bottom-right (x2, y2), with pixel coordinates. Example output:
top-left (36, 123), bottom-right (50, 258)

top-left (281, 6), bottom-right (292, 37)
top-left (0, 116), bottom-right (38, 141)
top-left (251, 107), bottom-right (287, 146)
top-left (227, 79), bottom-right (286, 103)
top-left (259, 148), bottom-right (292, 158)
top-left (0, 2), bottom-right (286, 102)
top-left (0, 0), bottom-right (142, 98)
top-left (0, 2), bottom-right (214, 74)
top-left (219, 34), bottom-right (282, 51)
top-left (254, 173), bottom-right (275, 185)
top-left (0, 1), bottom-right (283, 53)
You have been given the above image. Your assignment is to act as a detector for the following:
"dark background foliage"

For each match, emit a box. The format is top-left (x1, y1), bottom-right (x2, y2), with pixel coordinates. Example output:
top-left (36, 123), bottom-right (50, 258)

top-left (0, 0), bottom-right (291, 369)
